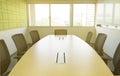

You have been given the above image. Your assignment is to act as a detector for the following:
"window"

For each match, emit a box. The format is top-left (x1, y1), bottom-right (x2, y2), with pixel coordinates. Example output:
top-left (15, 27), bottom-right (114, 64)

top-left (51, 4), bottom-right (70, 26)
top-left (113, 4), bottom-right (120, 25)
top-left (28, 4), bottom-right (95, 26)
top-left (96, 4), bottom-right (104, 25)
top-left (105, 4), bottom-right (113, 25)
top-left (73, 4), bottom-right (95, 26)
top-left (96, 3), bottom-right (120, 27)
top-left (35, 4), bottom-right (49, 26)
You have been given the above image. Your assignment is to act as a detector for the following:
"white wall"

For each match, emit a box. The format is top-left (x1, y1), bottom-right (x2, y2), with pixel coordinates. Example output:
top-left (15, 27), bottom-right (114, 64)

top-left (0, 27), bottom-right (27, 55)
top-left (96, 27), bottom-right (120, 58)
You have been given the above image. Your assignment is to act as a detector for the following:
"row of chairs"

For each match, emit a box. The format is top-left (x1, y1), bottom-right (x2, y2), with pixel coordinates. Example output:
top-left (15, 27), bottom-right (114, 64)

top-left (0, 30), bottom-right (40, 76)
top-left (12, 30), bottom-right (40, 60)
top-left (0, 29), bottom-right (66, 76)
top-left (52, 29), bottom-right (120, 75)
top-left (86, 32), bottom-right (107, 56)
top-left (86, 31), bottom-right (120, 75)
top-left (1, 29), bottom-right (120, 75)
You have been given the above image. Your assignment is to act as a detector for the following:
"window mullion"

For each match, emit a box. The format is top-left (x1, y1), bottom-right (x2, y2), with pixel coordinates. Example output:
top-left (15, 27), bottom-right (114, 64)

top-left (112, 3), bottom-right (115, 25)
top-left (70, 4), bottom-right (73, 27)
top-left (49, 4), bottom-right (51, 27)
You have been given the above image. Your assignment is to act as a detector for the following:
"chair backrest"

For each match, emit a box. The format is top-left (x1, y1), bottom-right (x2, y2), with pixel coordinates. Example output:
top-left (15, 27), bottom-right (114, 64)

top-left (113, 43), bottom-right (120, 74)
top-left (94, 33), bottom-right (107, 56)
top-left (12, 34), bottom-right (28, 55)
top-left (0, 40), bottom-right (10, 75)
top-left (54, 29), bottom-right (67, 35)
top-left (86, 31), bottom-right (93, 44)
top-left (30, 30), bottom-right (40, 44)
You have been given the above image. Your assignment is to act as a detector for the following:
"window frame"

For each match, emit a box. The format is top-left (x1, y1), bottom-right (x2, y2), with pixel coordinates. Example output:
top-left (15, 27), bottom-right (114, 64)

top-left (28, 4), bottom-right (96, 27)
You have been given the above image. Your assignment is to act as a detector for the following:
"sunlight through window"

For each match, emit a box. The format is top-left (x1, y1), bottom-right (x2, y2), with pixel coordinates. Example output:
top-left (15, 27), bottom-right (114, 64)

top-left (35, 4), bottom-right (49, 26)
top-left (28, 4), bottom-right (95, 26)
top-left (73, 4), bottom-right (95, 26)
top-left (51, 4), bottom-right (70, 26)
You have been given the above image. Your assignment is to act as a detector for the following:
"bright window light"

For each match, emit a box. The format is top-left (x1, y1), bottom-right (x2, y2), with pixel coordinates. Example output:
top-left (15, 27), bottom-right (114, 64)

top-left (51, 4), bottom-right (70, 26)
top-left (35, 4), bottom-right (49, 26)
top-left (73, 4), bottom-right (95, 26)
top-left (28, 4), bottom-right (95, 26)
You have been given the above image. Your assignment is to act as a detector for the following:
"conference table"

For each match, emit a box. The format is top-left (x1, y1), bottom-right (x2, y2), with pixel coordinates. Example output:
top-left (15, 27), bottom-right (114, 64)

top-left (9, 35), bottom-right (113, 76)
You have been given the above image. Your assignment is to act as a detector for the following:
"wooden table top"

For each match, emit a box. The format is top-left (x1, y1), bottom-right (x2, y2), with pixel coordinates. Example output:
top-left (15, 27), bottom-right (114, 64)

top-left (9, 35), bottom-right (113, 76)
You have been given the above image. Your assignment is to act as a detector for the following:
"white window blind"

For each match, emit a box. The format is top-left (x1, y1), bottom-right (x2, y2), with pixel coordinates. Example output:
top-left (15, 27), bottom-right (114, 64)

top-left (105, 3), bottom-right (113, 25)
top-left (96, 4), bottom-right (104, 25)
top-left (113, 4), bottom-right (120, 26)
top-left (96, 3), bottom-right (120, 26)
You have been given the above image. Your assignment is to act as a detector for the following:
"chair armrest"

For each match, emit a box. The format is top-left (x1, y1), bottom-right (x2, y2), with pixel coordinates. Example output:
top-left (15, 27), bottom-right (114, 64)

top-left (101, 56), bottom-right (108, 64)
top-left (101, 55), bottom-right (112, 64)
top-left (3, 71), bottom-right (10, 76)
top-left (14, 55), bottom-right (21, 59)
top-left (89, 43), bottom-right (95, 48)
top-left (27, 43), bottom-right (32, 49)
top-left (21, 51), bottom-right (25, 54)
top-left (103, 52), bottom-right (112, 60)
top-left (90, 43), bottom-right (94, 45)
top-left (13, 55), bottom-right (23, 61)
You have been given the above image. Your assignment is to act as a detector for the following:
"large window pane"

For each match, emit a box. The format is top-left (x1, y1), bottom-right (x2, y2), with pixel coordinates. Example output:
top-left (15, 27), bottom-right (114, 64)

top-left (96, 4), bottom-right (104, 25)
top-left (28, 4), bottom-right (95, 27)
top-left (51, 4), bottom-right (70, 26)
top-left (96, 3), bottom-right (120, 27)
top-left (73, 4), bottom-right (95, 26)
top-left (105, 3), bottom-right (113, 25)
top-left (35, 4), bottom-right (49, 26)
top-left (113, 4), bottom-right (120, 25)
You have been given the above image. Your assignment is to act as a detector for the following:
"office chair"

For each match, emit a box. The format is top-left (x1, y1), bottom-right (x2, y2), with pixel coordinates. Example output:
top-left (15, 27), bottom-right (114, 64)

top-left (102, 43), bottom-right (120, 75)
top-left (0, 40), bottom-right (11, 76)
top-left (30, 30), bottom-right (40, 44)
top-left (54, 29), bottom-right (67, 35)
top-left (86, 31), bottom-right (93, 44)
top-left (91, 33), bottom-right (107, 56)
top-left (12, 34), bottom-right (29, 60)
